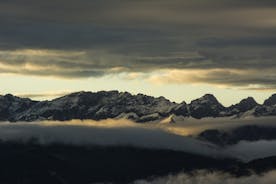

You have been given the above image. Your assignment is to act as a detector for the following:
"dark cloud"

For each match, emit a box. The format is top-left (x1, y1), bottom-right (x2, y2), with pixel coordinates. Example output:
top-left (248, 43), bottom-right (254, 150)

top-left (0, 0), bottom-right (276, 89)
top-left (199, 37), bottom-right (276, 48)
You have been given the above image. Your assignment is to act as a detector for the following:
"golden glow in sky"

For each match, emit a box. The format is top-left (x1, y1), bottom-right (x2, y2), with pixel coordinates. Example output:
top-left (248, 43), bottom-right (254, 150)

top-left (0, 72), bottom-right (273, 106)
top-left (0, 1), bottom-right (276, 105)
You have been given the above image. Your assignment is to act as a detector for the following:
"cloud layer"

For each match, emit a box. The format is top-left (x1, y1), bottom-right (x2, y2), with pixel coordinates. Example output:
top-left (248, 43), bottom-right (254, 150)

top-left (133, 170), bottom-right (276, 184)
top-left (0, 120), bottom-right (222, 158)
top-left (0, 118), bottom-right (276, 162)
top-left (0, 0), bottom-right (276, 89)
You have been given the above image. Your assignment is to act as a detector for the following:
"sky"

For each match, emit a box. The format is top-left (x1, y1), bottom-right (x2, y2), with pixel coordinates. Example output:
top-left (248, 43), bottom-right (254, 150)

top-left (0, 0), bottom-right (276, 106)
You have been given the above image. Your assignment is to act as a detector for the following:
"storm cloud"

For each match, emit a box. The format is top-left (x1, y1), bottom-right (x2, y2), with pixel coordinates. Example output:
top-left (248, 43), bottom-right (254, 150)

top-left (0, 0), bottom-right (276, 89)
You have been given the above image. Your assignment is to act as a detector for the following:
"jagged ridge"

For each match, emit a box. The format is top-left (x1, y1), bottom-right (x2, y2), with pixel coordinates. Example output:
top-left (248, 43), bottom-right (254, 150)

top-left (0, 91), bottom-right (276, 122)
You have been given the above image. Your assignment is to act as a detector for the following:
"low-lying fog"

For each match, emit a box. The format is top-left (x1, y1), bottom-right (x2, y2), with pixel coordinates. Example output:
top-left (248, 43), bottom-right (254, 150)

top-left (0, 116), bottom-right (276, 162)
top-left (133, 170), bottom-right (276, 184)
top-left (162, 116), bottom-right (276, 136)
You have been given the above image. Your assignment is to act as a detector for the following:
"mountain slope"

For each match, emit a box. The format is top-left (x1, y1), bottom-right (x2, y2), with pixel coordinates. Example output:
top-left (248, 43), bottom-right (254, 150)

top-left (0, 94), bottom-right (37, 121)
top-left (264, 94), bottom-right (276, 106)
top-left (224, 97), bottom-right (259, 116)
top-left (0, 91), bottom-right (275, 122)
top-left (189, 94), bottom-right (225, 119)
top-left (14, 91), bottom-right (177, 122)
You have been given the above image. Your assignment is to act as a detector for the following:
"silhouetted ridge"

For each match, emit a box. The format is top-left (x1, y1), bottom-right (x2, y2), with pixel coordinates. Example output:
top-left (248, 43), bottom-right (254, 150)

top-left (228, 97), bottom-right (259, 114)
top-left (264, 94), bottom-right (276, 106)
top-left (189, 94), bottom-right (225, 119)
top-left (13, 91), bottom-right (176, 122)
top-left (0, 94), bottom-right (36, 121)
top-left (0, 91), bottom-right (275, 122)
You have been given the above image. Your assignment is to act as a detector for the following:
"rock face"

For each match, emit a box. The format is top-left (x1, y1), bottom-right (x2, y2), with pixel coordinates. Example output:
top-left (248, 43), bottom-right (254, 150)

top-left (253, 106), bottom-right (276, 116)
top-left (189, 94), bottom-right (225, 119)
top-left (0, 94), bottom-right (37, 121)
top-left (14, 91), bottom-right (177, 122)
top-left (0, 91), bottom-right (276, 122)
top-left (264, 94), bottom-right (276, 106)
top-left (170, 101), bottom-right (189, 117)
top-left (226, 97), bottom-right (259, 116)
top-left (233, 97), bottom-right (258, 112)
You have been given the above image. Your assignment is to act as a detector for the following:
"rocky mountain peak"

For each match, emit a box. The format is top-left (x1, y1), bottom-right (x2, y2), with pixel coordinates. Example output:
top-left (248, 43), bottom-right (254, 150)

top-left (189, 94), bottom-right (225, 119)
top-left (3, 94), bottom-right (15, 99)
top-left (196, 94), bottom-right (221, 104)
top-left (240, 97), bottom-right (257, 105)
top-left (264, 94), bottom-right (276, 106)
top-left (170, 101), bottom-right (189, 116)
top-left (0, 91), bottom-right (275, 122)
top-left (190, 94), bottom-right (224, 108)
top-left (221, 97), bottom-right (259, 116)
top-left (0, 94), bottom-right (37, 121)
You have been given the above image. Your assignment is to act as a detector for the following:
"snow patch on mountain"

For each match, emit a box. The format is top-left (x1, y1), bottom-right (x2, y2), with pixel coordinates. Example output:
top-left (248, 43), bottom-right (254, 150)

top-left (0, 91), bottom-right (276, 122)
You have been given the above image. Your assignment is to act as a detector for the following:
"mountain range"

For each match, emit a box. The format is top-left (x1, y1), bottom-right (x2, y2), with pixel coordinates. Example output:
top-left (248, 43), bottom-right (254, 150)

top-left (0, 91), bottom-right (276, 122)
